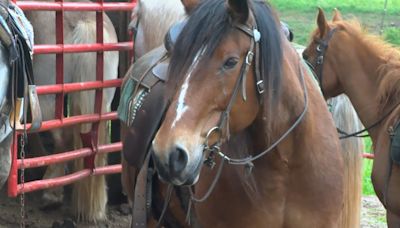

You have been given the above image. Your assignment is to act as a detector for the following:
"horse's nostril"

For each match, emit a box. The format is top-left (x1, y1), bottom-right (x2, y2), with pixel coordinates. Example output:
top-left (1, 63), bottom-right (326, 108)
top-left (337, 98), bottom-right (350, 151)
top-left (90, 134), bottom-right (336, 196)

top-left (169, 146), bottom-right (188, 175)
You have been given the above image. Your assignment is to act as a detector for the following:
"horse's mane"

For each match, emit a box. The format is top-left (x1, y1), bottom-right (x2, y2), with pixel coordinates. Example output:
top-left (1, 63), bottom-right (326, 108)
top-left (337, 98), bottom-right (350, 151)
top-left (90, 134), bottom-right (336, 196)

top-left (168, 0), bottom-right (283, 102)
top-left (333, 20), bottom-right (400, 110)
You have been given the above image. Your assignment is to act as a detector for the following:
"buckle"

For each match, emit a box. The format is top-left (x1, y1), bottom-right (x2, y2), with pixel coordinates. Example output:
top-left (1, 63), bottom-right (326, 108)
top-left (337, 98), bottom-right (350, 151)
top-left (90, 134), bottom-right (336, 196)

top-left (317, 56), bottom-right (324, 65)
top-left (256, 80), bottom-right (264, 94)
top-left (245, 51), bottom-right (254, 65)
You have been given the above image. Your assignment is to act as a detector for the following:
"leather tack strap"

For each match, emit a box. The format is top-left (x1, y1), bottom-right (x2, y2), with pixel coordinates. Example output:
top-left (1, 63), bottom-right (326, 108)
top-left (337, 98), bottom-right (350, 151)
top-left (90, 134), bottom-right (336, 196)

top-left (132, 152), bottom-right (151, 228)
top-left (123, 82), bottom-right (169, 167)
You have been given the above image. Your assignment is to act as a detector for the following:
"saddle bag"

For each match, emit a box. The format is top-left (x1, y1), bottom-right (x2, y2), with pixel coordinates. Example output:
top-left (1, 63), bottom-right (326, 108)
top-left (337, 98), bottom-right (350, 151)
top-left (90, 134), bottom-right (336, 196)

top-left (118, 20), bottom-right (188, 168)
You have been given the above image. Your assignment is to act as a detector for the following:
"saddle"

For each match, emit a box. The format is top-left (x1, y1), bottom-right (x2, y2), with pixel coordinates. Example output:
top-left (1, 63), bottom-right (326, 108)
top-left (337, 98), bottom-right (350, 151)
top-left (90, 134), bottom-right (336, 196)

top-left (118, 20), bottom-right (187, 168)
top-left (118, 20), bottom-right (191, 227)
top-left (0, 2), bottom-right (42, 132)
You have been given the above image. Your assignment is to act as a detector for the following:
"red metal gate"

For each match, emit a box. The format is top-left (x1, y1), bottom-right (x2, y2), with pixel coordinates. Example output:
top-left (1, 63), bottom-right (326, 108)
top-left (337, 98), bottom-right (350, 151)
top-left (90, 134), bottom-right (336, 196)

top-left (8, 0), bottom-right (136, 197)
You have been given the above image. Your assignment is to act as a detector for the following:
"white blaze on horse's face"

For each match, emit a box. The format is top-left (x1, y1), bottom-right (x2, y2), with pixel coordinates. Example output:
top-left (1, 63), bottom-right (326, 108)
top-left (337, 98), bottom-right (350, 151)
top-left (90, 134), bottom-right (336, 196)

top-left (171, 46), bottom-right (207, 129)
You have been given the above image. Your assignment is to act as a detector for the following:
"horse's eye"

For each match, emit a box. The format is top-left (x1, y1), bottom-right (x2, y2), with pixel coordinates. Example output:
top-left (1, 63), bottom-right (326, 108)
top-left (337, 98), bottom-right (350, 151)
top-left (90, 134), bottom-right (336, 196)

top-left (223, 57), bottom-right (239, 70)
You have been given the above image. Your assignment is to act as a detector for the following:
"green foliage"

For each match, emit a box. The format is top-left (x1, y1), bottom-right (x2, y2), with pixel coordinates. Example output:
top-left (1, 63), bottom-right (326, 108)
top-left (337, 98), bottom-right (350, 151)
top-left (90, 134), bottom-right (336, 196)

top-left (384, 28), bottom-right (400, 46)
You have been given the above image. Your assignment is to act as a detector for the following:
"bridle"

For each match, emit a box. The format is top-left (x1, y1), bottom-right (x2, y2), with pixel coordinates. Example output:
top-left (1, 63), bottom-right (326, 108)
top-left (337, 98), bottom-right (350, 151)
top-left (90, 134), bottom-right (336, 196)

top-left (306, 28), bottom-right (337, 95)
top-left (186, 16), bottom-right (309, 204)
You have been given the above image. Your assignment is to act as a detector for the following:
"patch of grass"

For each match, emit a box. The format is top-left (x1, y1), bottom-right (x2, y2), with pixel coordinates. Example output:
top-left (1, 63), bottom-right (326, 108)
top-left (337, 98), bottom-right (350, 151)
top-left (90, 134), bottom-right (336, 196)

top-left (363, 158), bottom-right (375, 195)
top-left (384, 27), bottom-right (400, 46)
top-left (270, 0), bottom-right (400, 45)
top-left (363, 138), bottom-right (375, 196)
top-left (269, 0), bottom-right (400, 15)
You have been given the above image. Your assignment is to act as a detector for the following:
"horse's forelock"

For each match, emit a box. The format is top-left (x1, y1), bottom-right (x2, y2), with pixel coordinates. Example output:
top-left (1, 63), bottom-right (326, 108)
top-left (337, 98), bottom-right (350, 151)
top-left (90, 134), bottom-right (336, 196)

top-left (168, 0), bottom-right (283, 105)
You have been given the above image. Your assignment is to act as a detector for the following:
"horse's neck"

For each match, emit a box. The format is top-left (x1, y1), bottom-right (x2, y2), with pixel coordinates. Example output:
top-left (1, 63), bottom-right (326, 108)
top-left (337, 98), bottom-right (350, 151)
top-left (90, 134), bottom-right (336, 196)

top-left (334, 41), bottom-right (387, 137)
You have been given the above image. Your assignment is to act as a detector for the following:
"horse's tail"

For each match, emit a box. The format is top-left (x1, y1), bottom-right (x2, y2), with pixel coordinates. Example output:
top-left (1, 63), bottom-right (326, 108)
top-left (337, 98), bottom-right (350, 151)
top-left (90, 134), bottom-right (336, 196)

top-left (329, 95), bottom-right (363, 228)
top-left (67, 16), bottom-right (119, 221)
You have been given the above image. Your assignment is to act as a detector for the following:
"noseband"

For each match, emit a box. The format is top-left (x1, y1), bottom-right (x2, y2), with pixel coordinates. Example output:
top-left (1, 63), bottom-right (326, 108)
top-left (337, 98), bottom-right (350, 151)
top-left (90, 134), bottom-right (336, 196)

top-left (308, 28), bottom-right (337, 94)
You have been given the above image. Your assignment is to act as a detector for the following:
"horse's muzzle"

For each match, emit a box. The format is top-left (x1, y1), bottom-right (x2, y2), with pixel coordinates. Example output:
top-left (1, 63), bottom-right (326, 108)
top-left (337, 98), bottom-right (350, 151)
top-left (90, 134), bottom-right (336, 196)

top-left (152, 146), bottom-right (202, 186)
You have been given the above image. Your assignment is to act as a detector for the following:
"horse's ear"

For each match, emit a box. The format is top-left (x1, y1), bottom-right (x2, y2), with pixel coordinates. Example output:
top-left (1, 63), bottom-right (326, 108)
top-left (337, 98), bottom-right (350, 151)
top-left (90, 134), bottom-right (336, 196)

top-left (181, 0), bottom-right (200, 15)
top-left (317, 8), bottom-right (329, 37)
top-left (332, 8), bottom-right (343, 22)
top-left (226, 0), bottom-right (249, 23)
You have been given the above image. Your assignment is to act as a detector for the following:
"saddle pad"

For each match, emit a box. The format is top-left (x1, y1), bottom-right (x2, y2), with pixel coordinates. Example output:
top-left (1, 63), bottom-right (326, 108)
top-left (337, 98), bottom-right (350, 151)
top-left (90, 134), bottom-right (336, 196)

top-left (391, 122), bottom-right (400, 165)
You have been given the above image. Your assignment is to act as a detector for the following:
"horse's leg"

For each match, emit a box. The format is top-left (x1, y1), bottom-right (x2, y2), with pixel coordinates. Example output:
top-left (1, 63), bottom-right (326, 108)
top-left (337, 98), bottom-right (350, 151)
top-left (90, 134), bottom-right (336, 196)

top-left (0, 134), bottom-right (12, 189)
top-left (329, 95), bottom-right (363, 228)
top-left (67, 18), bottom-right (118, 221)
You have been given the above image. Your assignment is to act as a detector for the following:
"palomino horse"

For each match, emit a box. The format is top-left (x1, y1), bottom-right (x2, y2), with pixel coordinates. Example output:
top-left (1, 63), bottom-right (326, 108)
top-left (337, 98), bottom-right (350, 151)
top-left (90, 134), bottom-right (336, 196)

top-left (149, 0), bottom-right (357, 226)
top-left (303, 8), bottom-right (400, 226)
top-left (22, 0), bottom-right (119, 221)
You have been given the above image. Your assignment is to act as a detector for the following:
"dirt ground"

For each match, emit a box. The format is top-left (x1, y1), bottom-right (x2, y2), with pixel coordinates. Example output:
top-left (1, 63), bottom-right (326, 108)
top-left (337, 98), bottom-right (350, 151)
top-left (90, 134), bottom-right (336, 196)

top-left (0, 188), bottom-right (388, 228)
top-left (0, 187), bottom-right (131, 228)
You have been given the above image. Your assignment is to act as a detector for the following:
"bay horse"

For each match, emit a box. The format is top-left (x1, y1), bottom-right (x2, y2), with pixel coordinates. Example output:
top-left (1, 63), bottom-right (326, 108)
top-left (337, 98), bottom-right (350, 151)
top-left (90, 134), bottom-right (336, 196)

top-left (303, 8), bottom-right (400, 226)
top-left (149, 0), bottom-right (357, 226)
top-left (22, 0), bottom-right (119, 222)
top-left (119, 0), bottom-right (362, 226)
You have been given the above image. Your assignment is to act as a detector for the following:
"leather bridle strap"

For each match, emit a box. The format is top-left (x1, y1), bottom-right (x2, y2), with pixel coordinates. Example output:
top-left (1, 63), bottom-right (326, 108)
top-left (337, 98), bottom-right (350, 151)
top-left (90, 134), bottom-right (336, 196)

top-left (314, 28), bottom-right (337, 95)
top-left (214, 24), bottom-right (258, 141)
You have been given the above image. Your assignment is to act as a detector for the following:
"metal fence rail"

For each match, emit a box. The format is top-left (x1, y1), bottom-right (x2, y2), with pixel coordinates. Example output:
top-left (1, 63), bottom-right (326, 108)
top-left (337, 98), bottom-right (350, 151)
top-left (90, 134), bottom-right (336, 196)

top-left (8, 0), bottom-right (136, 197)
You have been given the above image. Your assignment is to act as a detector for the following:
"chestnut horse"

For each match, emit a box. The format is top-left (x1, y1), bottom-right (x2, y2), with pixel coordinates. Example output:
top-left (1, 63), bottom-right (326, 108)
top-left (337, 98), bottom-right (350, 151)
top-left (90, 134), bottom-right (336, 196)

top-left (303, 8), bottom-right (400, 227)
top-left (150, 0), bottom-right (356, 226)
top-left (22, 0), bottom-right (119, 221)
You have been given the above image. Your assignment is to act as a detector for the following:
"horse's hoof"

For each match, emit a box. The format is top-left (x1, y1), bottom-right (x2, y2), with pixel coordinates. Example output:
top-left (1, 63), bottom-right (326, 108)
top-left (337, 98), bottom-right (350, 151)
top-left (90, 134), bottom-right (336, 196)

top-left (51, 219), bottom-right (77, 228)
top-left (118, 203), bottom-right (131, 215)
top-left (40, 191), bottom-right (63, 211)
